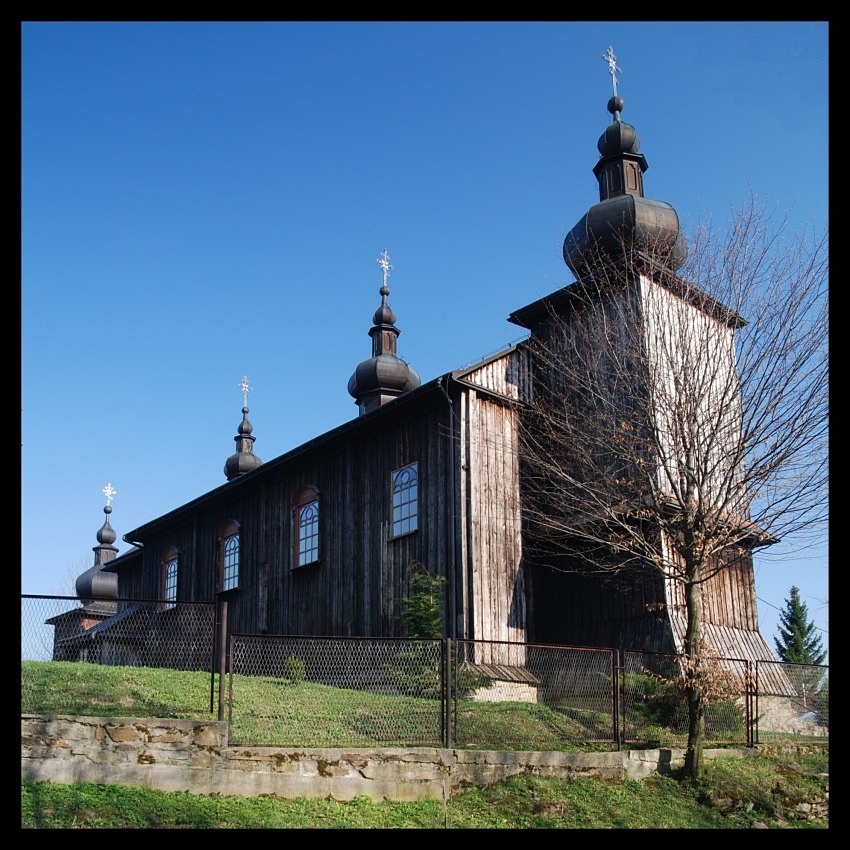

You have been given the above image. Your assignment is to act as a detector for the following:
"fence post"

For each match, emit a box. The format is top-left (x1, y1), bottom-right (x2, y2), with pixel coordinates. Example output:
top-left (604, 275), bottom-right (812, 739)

top-left (752, 661), bottom-right (760, 746)
top-left (612, 649), bottom-right (621, 750)
top-left (217, 598), bottom-right (228, 721)
top-left (443, 637), bottom-right (452, 749)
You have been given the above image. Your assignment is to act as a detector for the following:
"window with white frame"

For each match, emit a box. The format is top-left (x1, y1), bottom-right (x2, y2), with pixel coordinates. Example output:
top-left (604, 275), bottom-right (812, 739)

top-left (221, 531), bottom-right (239, 590)
top-left (392, 462), bottom-right (418, 536)
top-left (162, 547), bottom-right (178, 609)
top-left (293, 486), bottom-right (320, 567)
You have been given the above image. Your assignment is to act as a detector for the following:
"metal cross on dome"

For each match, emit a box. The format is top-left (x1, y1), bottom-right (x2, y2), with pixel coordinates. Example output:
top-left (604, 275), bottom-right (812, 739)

top-left (103, 482), bottom-right (116, 506)
top-left (376, 249), bottom-right (393, 288)
top-left (239, 375), bottom-right (252, 407)
top-left (603, 46), bottom-right (622, 97)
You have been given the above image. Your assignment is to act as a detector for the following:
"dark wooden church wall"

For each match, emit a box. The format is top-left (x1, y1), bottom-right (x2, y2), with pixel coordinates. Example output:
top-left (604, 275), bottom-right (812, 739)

top-left (526, 555), bottom-right (670, 652)
top-left (247, 400), bottom-right (451, 638)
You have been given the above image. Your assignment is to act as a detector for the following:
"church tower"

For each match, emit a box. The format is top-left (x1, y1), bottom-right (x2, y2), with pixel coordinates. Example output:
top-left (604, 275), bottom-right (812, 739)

top-left (511, 48), bottom-right (771, 664)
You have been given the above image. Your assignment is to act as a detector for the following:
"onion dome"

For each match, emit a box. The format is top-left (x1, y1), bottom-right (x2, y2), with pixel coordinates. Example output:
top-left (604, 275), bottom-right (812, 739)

top-left (75, 484), bottom-right (119, 607)
top-left (563, 78), bottom-right (687, 277)
top-left (224, 376), bottom-right (264, 480)
top-left (348, 250), bottom-right (421, 416)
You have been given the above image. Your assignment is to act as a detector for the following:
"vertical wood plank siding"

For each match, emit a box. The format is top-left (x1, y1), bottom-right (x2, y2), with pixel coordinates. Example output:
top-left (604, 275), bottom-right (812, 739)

top-left (457, 345), bottom-right (532, 402)
top-left (457, 348), bottom-right (529, 661)
top-left (124, 398), bottom-right (455, 639)
top-left (112, 321), bottom-right (773, 667)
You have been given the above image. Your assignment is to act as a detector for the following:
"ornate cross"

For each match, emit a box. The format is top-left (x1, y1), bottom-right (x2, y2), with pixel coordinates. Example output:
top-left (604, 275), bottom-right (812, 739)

top-left (239, 375), bottom-right (252, 407)
top-left (376, 249), bottom-right (393, 288)
top-left (103, 482), bottom-right (116, 506)
top-left (602, 46), bottom-right (622, 97)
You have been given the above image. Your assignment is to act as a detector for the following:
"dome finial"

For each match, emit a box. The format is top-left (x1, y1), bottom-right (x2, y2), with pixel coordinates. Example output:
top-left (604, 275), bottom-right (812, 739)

top-left (239, 374), bottom-right (252, 408)
top-left (96, 483), bottom-right (118, 547)
top-left (371, 248), bottom-right (398, 325)
top-left (602, 46), bottom-right (622, 98)
top-left (376, 248), bottom-right (393, 297)
top-left (602, 46), bottom-right (625, 120)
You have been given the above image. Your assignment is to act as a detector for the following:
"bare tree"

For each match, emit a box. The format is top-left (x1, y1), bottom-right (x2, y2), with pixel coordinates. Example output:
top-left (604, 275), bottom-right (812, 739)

top-left (518, 196), bottom-right (827, 778)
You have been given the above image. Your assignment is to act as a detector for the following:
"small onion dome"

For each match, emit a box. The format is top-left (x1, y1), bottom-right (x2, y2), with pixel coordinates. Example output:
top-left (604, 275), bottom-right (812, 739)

top-left (373, 286), bottom-right (397, 325)
top-left (224, 407), bottom-right (264, 480)
top-left (75, 503), bottom-right (118, 605)
top-left (597, 96), bottom-right (640, 156)
top-left (96, 504), bottom-right (117, 547)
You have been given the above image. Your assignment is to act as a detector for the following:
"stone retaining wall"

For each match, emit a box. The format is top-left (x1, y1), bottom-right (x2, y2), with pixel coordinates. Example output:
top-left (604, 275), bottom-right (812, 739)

top-left (21, 715), bottom-right (754, 802)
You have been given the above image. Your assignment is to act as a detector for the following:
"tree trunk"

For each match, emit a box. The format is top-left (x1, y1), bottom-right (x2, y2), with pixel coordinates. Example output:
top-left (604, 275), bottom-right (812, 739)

top-left (682, 576), bottom-right (705, 779)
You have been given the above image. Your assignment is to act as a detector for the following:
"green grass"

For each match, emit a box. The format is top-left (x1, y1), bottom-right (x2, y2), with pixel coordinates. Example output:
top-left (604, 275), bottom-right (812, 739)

top-left (24, 660), bottom-right (821, 750)
top-left (21, 661), bottom-right (828, 827)
top-left (21, 749), bottom-right (828, 828)
top-left (21, 660), bottom-right (215, 718)
top-left (22, 661), bottom-right (605, 748)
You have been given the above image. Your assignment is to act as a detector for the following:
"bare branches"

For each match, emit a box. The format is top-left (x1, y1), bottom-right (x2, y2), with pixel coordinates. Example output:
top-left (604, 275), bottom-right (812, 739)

top-left (518, 195), bottom-right (828, 587)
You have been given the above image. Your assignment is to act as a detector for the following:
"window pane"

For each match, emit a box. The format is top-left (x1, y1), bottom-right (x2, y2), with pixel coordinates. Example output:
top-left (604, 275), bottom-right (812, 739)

top-left (392, 463), bottom-right (418, 536)
top-left (223, 534), bottom-right (239, 590)
top-left (164, 558), bottom-right (178, 608)
top-left (298, 500), bottom-right (319, 566)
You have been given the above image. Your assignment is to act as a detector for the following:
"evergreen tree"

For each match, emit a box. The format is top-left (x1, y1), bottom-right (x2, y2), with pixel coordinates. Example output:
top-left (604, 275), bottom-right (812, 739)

top-left (774, 586), bottom-right (826, 665)
top-left (399, 561), bottom-right (445, 639)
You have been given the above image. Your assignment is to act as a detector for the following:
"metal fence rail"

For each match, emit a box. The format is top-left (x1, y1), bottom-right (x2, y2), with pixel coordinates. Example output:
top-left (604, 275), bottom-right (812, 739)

top-left (21, 595), bottom-right (829, 749)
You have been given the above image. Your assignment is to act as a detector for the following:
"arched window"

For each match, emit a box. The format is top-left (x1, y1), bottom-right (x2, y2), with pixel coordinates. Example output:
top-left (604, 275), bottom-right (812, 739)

top-left (218, 520), bottom-right (240, 592)
top-left (161, 545), bottom-right (179, 609)
top-left (392, 462), bottom-right (418, 537)
top-left (292, 486), bottom-right (320, 568)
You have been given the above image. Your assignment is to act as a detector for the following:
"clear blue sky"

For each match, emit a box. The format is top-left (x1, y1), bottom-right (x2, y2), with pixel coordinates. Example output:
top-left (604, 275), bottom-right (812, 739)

top-left (21, 21), bottom-right (828, 660)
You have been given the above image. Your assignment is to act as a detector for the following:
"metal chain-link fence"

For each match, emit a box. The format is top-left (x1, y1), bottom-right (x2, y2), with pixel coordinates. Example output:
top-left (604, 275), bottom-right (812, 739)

top-left (228, 634), bottom-right (445, 746)
top-left (22, 595), bottom-right (217, 717)
top-left (452, 640), bottom-right (617, 748)
top-left (622, 651), bottom-right (753, 747)
top-left (754, 660), bottom-right (829, 742)
top-left (22, 596), bottom-right (828, 748)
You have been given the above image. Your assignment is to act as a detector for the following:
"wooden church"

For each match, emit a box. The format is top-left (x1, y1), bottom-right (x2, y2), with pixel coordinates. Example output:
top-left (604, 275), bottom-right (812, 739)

top-left (64, 61), bottom-right (778, 672)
